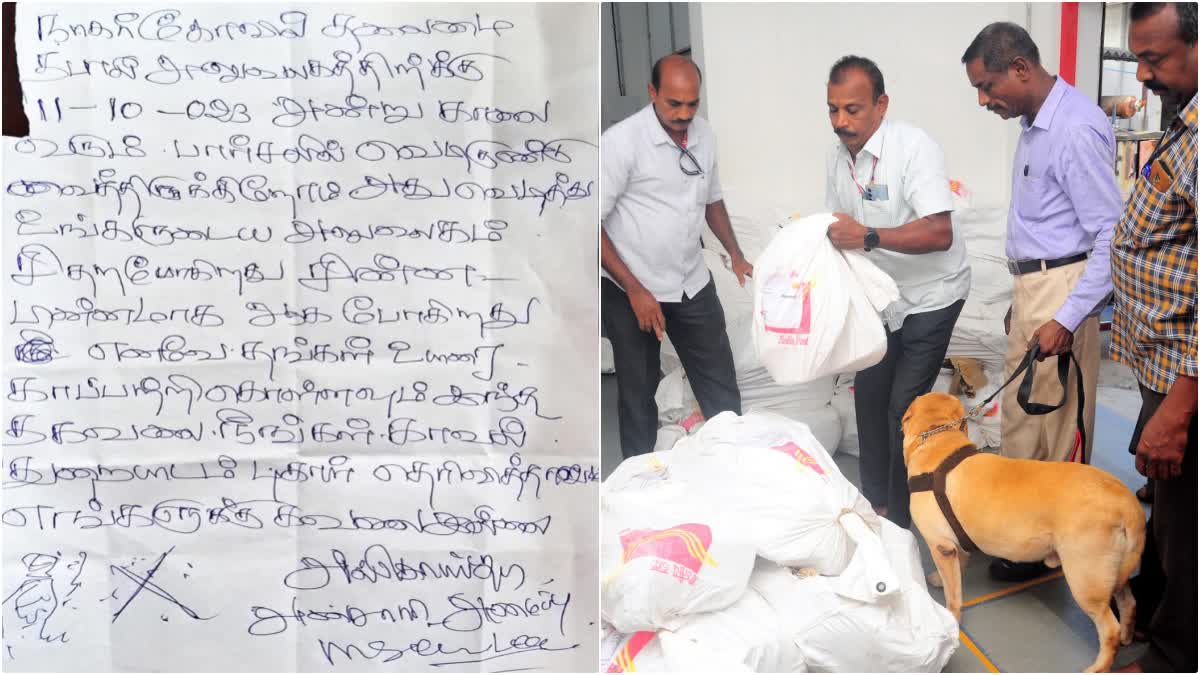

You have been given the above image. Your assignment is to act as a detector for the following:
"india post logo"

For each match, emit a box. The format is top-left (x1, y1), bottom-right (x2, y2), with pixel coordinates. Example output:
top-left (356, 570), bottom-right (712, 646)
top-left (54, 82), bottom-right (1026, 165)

top-left (618, 523), bottom-right (718, 584)
top-left (763, 272), bottom-right (814, 345)
top-left (771, 441), bottom-right (827, 476)
top-left (607, 631), bottom-right (655, 672)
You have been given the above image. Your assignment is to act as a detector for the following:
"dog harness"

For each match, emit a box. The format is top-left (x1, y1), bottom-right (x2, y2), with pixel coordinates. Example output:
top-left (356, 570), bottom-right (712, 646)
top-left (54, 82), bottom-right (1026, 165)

top-left (907, 444), bottom-right (981, 553)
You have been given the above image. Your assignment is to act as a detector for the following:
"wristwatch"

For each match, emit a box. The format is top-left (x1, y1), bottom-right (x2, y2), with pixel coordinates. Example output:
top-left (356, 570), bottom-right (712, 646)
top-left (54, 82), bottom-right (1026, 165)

top-left (864, 228), bottom-right (880, 252)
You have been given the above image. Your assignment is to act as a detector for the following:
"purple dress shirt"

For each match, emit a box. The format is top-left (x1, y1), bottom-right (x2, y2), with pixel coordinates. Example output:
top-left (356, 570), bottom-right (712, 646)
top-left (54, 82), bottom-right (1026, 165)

top-left (1007, 77), bottom-right (1122, 332)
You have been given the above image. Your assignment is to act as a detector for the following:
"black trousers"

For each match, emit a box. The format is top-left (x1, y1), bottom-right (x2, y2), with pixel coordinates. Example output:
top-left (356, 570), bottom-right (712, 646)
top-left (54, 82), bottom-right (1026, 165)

top-left (602, 276), bottom-right (741, 458)
top-left (1127, 384), bottom-right (1197, 673)
top-left (855, 299), bottom-right (964, 529)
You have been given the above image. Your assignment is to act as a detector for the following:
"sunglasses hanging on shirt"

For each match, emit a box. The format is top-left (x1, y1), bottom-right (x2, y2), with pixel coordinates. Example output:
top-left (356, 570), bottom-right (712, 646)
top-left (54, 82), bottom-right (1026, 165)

top-left (677, 143), bottom-right (703, 176)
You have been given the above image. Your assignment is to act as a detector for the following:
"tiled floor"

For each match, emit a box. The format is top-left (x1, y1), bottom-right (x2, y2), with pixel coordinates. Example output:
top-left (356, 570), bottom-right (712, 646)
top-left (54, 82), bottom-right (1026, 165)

top-left (600, 370), bottom-right (1153, 672)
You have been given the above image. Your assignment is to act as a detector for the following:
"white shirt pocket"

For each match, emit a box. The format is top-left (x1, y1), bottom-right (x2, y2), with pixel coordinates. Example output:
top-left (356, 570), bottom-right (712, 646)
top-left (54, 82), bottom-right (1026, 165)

top-left (861, 198), bottom-right (893, 230)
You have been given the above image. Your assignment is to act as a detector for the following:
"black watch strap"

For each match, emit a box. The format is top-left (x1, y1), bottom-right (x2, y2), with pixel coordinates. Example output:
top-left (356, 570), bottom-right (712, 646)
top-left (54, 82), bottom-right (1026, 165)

top-left (864, 228), bottom-right (879, 251)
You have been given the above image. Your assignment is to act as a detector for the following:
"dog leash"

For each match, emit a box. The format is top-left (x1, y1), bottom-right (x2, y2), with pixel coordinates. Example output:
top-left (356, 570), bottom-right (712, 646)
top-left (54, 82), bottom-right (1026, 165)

top-left (920, 345), bottom-right (1089, 463)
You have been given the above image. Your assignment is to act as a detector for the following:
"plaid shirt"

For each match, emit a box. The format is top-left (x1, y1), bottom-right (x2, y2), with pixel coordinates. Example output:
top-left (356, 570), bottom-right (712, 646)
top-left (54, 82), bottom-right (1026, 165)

top-left (1110, 94), bottom-right (1198, 394)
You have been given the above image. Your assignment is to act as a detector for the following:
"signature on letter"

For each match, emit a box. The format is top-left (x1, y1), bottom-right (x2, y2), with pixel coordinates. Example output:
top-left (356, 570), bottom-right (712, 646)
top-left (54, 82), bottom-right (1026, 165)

top-left (2, 551), bottom-right (85, 658)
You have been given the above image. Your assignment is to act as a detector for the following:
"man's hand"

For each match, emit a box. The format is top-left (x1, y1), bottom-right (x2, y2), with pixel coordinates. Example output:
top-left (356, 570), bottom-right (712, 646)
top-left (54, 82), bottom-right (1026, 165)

top-left (827, 212), bottom-right (869, 250)
top-left (731, 254), bottom-right (754, 287)
top-left (1136, 404), bottom-right (1189, 480)
top-left (628, 286), bottom-right (665, 341)
top-left (1004, 305), bottom-right (1012, 336)
top-left (1029, 319), bottom-right (1073, 360)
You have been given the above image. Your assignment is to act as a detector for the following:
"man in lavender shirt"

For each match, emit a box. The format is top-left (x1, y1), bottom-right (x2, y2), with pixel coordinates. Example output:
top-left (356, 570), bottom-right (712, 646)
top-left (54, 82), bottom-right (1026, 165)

top-left (963, 23), bottom-right (1122, 581)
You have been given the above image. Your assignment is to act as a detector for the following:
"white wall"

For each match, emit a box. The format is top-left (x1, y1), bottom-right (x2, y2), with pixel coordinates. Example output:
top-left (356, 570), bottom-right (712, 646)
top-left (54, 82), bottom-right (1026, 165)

top-left (694, 3), bottom-right (1066, 216)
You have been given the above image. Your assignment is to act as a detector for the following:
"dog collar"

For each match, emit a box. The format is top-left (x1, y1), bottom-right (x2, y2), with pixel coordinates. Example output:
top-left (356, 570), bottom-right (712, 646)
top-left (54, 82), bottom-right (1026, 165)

top-left (915, 418), bottom-right (969, 446)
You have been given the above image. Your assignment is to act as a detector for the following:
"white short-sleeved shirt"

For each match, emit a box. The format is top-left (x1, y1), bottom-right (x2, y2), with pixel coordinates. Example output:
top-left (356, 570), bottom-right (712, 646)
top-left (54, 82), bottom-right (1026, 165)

top-left (824, 118), bottom-right (971, 330)
top-left (602, 104), bottom-right (723, 302)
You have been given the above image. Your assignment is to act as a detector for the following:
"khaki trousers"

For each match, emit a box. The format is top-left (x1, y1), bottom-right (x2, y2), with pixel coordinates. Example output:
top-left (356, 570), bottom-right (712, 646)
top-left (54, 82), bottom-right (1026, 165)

top-left (1000, 260), bottom-right (1099, 462)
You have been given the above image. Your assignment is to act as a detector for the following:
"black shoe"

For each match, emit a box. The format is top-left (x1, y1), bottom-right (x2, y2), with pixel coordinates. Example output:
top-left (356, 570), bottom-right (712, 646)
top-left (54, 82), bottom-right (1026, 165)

top-left (1135, 481), bottom-right (1154, 504)
top-left (988, 558), bottom-right (1051, 582)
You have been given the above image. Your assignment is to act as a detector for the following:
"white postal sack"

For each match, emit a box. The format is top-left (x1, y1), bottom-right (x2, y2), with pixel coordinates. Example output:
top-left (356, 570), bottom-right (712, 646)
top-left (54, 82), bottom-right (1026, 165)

top-left (601, 480), bottom-right (757, 632)
top-left (750, 520), bottom-right (960, 673)
top-left (670, 411), bottom-right (881, 577)
top-left (654, 589), bottom-right (809, 672)
top-left (753, 213), bottom-right (898, 383)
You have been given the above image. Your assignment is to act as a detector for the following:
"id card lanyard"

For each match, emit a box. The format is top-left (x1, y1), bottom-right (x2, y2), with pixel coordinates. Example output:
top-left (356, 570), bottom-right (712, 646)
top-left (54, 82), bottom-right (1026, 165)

top-left (848, 155), bottom-right (879, 197)
top-left (1141, 122), bottom-right (1187, 179)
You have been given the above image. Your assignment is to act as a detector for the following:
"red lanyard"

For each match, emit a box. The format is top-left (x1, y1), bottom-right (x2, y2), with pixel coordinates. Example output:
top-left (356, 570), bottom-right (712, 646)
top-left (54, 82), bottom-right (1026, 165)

top-left (847, 155), bottom-right (878, 196)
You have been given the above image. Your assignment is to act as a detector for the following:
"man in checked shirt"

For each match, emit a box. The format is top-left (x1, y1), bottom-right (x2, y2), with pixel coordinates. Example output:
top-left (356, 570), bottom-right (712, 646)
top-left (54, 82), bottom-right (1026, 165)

top-left (1112, 3), bottom-right (1197, 673)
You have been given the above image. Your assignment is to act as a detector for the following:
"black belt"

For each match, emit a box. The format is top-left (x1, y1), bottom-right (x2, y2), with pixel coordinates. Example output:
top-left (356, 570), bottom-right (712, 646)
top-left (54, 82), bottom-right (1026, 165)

top-left (1006, 252), bottom-right (1088, 276)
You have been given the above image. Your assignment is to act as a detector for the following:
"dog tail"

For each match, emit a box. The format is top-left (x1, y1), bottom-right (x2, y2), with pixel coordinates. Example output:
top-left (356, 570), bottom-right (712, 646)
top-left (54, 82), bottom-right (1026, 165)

top-left (1115, 504), bottom-right (1146, 589)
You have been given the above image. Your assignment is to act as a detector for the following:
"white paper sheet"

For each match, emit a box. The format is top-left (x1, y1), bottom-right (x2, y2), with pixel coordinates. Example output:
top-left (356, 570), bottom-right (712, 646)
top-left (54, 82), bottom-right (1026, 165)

top-left (1, 4), bottom-right (599, 671)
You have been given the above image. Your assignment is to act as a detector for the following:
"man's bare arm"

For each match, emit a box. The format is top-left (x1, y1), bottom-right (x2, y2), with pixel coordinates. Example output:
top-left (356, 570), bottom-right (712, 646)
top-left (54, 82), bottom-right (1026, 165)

top-left (827, 211), bottom-right (953, 253)
top-left (704, 200), bottom-right (754, 285)
top-left (602, 228), bottom-right (665, 340)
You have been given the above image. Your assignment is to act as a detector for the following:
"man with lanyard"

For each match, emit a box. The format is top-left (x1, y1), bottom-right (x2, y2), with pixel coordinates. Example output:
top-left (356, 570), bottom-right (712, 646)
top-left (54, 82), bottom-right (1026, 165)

top-left (961, 22), bottom-right (1121, 583)
top-left (601, 54), bottom-right (753, 459)
top-left (825, 56), bottom-right (971, 529)
top-left (1112, 4), bottom-right (1197, 672)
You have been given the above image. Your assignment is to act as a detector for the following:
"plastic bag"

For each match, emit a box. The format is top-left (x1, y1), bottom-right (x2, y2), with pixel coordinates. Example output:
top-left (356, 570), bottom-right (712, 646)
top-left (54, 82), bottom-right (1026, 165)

top-left (601, 481), bottom-right (757, 632)
top-left (670, 411), bottom-right (879, 574)
top-left (604, 630), bottom-right (670, 672)
top-left (750, 520), bottom-right (959, 673)
top-left (603, 450), bottom-right (676, 495)
top-left (656, 589), bottom-right (808, 672)
top-left (830, 374), bottom-right (859, 456)
top-left (743, 400), bottom-right (842, 457)
top-left (753, 215), bottom-right (850, 383)
top-left (753, 214), bottom-right (896, 383)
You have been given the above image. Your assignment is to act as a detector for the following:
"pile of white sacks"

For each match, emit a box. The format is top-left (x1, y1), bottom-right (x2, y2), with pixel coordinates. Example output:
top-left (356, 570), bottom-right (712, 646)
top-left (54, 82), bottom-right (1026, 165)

top-left (600, 411), bottom-right (959, 672)
top-left (599, 187), bottom-right (1012, 455)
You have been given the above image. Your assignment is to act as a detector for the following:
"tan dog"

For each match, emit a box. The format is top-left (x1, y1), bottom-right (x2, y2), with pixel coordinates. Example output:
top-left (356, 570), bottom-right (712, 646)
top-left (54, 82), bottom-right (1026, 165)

top-left (901, 392), bottom-right (1145, 673)
top-left (947, 356), bottom-right (988, 398)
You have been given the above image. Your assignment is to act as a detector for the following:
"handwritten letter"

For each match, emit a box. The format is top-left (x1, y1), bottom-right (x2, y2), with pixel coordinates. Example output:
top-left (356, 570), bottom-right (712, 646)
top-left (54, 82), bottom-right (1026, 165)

top-left (2, 3), bottom-right (599, 671)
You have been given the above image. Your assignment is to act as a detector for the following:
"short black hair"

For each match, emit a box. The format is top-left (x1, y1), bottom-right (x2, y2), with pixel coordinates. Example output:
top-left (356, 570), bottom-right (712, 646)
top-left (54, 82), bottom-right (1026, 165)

top-left (961, 22), bottom-right (1042, 72)
top-left (650, 54), bottom-right (702, 90)
top-left (1130, 2), bottom-right (1198, 45)
top-left (828, 55), bottom-right (885, 100)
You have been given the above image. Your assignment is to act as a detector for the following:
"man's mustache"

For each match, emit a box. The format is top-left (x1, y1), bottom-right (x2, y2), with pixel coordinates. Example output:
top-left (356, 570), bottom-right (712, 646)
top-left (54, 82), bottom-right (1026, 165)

top-left (835, 128), bottom-right (854, 137)
top-left (672, 118), bottom-right (693, 124)
top-left (1145, 79), bottom-right (1168, 94)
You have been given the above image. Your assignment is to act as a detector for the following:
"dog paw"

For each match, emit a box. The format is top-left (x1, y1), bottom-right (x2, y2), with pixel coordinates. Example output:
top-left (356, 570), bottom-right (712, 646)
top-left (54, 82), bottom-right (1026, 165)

top-left (926, 570), bottom-right (944, 588)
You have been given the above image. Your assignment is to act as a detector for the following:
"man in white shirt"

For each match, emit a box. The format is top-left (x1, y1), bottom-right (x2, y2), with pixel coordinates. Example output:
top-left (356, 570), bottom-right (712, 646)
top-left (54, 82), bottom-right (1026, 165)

top-left (601, 54), bottom-right (753, 458)
top-left (824, 56), bottom-right (972, 529)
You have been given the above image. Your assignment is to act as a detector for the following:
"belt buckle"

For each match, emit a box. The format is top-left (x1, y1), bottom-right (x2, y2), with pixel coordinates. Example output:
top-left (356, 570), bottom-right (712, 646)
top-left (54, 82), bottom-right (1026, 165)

top-left (1006, 260), bottom-right (1021, 275)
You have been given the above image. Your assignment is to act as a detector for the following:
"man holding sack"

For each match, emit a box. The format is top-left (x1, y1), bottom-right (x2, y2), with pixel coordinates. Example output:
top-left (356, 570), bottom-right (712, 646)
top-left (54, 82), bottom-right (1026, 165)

top-left (823, 55), bottom-right (971, 529)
